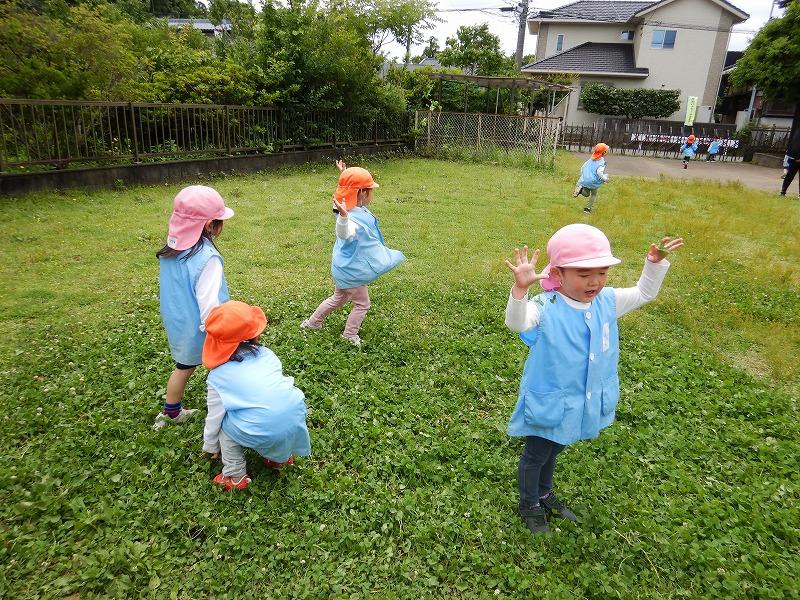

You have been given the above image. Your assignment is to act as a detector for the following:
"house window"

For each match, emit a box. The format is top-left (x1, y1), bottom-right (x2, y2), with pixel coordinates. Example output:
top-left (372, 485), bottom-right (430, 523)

top-left (651, 29), bottom-right (676, 49)
top-left (620, 30), bottom-right (634, 41)
top-left (556, 34), bottom-right (564, 52)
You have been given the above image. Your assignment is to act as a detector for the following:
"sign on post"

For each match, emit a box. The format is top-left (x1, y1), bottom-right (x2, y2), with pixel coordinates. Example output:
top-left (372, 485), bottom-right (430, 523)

top-left (684, 96), bottom-right (698, 126)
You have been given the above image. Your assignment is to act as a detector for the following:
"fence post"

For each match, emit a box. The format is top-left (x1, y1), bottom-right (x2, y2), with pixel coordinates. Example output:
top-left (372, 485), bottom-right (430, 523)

top-left (374, 118), bottom-right (379, 145)
top-left (477, 114), bottom-right (482, 149)
top-left (427, 110), bottom-right (431, 150)
top-left (224, 105), bottom-right (232, 155)
top-left (128, 102), bottom-right (140, 163)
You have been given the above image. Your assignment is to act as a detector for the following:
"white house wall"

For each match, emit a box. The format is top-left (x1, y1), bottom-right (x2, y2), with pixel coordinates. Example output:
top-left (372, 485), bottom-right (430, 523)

top-left (634, 0), bottom-right (732, 123)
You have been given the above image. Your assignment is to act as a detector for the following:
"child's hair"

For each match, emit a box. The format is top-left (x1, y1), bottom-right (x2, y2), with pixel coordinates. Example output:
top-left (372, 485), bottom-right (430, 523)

top-left (229, 338), bottom-right (261, 362)
top-left (155, 219), bottom-right (224, 260)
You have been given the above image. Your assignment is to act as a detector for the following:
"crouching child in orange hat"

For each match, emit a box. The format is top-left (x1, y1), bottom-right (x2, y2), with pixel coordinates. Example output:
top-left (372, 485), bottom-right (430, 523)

top-left (202, 301), bottom-right (311, 490)
top-left (572, 143), bottom-right (610, 214)
top-left (301, 163), bottom-right (405, 346)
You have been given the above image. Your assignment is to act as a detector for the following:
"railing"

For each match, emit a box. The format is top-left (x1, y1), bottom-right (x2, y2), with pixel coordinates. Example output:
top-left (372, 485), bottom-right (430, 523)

top-left (0, 99), bottom-right (410, 172)
top-left (561, 119), bottom-right (792, 161)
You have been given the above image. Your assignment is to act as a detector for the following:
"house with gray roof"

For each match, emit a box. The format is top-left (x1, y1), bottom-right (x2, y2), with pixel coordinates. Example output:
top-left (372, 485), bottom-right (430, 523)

top-left (522, 0), bottom-right (749, 125)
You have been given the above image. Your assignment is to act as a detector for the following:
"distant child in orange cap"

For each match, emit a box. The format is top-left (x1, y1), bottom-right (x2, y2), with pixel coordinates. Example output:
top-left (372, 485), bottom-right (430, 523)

top-left (301, 161), bottom-right (405, 346)
top-left (679, 134), bottom-right (698, 169)
top-left (154, 185), bottom-right (234, 431)
top-left (573, 143), bottom-right (610, 214)
top-left (202, 301), bottom-right (311, 491)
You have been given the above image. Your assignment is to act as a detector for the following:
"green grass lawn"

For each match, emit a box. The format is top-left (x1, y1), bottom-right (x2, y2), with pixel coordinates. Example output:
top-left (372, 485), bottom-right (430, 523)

top-left (1, 155), bottom-right (799, 598)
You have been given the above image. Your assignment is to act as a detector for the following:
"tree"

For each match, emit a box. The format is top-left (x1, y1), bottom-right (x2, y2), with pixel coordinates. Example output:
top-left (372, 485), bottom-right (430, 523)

top-left (421, 36), bottom-right (439, 59)
top-left (579, 84), bottom-right (680, 119)
top-left (730, 2), bottom-right (800, 133)
top-left (438, 24), bottom-right (514, 76)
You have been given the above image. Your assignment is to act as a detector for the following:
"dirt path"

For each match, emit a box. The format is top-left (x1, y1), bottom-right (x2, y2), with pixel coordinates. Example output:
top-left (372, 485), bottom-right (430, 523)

top-left (576, 153), bottom-right (787, 194)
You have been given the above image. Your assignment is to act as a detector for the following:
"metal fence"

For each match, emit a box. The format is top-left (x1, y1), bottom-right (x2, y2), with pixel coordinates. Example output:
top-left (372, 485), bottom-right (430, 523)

top-left (415, 110), bottom-right (562, 165)
top-left (0, 99), bottom-right (410, 172)
top-left (561, 119), bottom-right (792, 161)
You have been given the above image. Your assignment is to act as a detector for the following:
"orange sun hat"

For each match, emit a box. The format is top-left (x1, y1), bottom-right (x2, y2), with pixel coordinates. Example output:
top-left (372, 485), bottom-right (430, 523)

top-left (687, 134), bottom-right (696, 143)
top-left (202, 301), bottom-right (267, 369)
top-left (591, 143), bottom-right (610, 160)
top-left (334, 167), bottom-right (380, 210)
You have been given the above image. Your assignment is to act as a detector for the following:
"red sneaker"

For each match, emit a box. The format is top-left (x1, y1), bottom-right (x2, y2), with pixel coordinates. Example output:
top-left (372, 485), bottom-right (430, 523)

top-left (212, 472), bottom-right (251, 490)
top-left (263, 456), bottom-right (294, 470)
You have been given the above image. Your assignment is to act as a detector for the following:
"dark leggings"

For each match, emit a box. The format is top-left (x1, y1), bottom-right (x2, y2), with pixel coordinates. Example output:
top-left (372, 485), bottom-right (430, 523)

top-left (782, 160), bottom-right (799, 195)
top-left (518, 435), bottom-right (565, 509)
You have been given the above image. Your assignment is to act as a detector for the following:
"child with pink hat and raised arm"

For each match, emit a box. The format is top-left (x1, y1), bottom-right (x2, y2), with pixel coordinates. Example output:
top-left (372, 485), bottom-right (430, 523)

top-left (504, 224), bottom-right (683, 534)
top-left (153, 186), bottom-right (234, 430)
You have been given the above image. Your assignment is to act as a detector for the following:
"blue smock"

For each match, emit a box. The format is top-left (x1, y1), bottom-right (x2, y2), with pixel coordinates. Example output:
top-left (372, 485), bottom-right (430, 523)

top-left (680, 142), bottom-right (698, 158)
top-left (159, 241), bottom-right (229, 365)
top-left (331, 207), bottom-right (405, 289)
top-left (209, 347), bottom-right (311, 463)
top-left (577, 158), bottom-right (606, 189)
top-left (507, 288), bottom-right (620, 445)
top-left (708, 140), bottom-right (721, 154)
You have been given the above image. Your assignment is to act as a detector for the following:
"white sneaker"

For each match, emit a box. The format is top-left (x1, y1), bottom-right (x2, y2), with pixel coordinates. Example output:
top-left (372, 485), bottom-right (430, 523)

top-left (341, 333), bottom-right (362, 346)
top-left (300, 319), bottom-right (322, 331)
top-left (152, 408), bottom-right (199, 430)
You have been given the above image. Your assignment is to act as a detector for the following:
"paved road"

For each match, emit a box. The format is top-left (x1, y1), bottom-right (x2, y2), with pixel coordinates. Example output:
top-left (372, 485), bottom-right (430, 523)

top-left (577, 153), bottom-right (788, 194)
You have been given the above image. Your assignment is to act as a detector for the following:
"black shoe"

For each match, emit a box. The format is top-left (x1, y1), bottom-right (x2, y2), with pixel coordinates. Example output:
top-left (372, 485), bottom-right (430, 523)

top-left (539, 492), bottom-right (577, 522)
top-left (519, 505), bottom-right (549, 534)
top-left (583, 207), bottom-right (591, 214)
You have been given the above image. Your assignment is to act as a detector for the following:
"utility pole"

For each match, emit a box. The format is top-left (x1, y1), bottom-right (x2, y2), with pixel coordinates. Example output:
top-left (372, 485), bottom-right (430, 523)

top-left (514, 0), bottom-right (529, 70)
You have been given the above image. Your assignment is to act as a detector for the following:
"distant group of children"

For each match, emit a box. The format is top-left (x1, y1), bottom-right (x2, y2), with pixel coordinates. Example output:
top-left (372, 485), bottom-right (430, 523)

top-left (154, 154), bottom-right (683, 535)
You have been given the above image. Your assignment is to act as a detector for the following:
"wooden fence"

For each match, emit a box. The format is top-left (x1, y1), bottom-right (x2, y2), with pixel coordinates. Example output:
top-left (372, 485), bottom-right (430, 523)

top-left (0, 99), bottom-right (410, 172)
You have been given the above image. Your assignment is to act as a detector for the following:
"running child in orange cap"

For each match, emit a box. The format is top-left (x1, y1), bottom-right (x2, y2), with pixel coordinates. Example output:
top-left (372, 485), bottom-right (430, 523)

top-left (504, 224), bottom-right (683, 534)
top-left (202, 301), bottom-right (311, 491)
top-left (301, 162), bottom-right (405, 346)
top-left (679, 134), bottom-right (698, 169)
top-left (572, 143), bottom-right (610, 214)
top-left (154, 185), bottom-right (234, 430)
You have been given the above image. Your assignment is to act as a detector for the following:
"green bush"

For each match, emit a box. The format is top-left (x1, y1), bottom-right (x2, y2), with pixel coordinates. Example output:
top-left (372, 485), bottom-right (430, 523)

top-left (580, 83), bottom-right (680, 119)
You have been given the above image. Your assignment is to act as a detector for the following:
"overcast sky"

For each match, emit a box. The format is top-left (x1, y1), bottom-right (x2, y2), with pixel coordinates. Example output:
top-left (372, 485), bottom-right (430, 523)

top-left (387, 0), bottom-right (782, 60)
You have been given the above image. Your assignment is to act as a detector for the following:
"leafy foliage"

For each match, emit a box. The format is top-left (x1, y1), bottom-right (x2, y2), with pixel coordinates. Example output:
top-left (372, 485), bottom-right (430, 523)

top-left (438, 24), bottom-right (516, 76)
top-left (580, 83), bottom-right (680, 119)
top-left (729, 2), bottom-right (800, 103)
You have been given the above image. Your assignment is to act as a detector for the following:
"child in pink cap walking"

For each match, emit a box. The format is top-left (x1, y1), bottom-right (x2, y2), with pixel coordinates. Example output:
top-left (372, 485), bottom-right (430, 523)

top-left (301, 162), bottom-right (405, 346)
top-left (154, 185), bottom-right (234, 430)
top-left (504, 224), bottom-right (683, 534)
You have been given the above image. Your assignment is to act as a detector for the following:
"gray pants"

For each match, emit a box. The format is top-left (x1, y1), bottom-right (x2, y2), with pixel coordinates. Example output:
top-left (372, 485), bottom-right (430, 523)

top-left (219, 430), bottom-right (247, 478)
top-left (585, 188), bottom-right (598, 210)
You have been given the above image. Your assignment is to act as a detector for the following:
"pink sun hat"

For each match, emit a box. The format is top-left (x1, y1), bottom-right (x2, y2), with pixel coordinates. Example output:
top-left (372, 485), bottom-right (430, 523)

top-left (167, 185), bottom-right (234, 250)
top-left (540, 224), bottom-right (621, 291)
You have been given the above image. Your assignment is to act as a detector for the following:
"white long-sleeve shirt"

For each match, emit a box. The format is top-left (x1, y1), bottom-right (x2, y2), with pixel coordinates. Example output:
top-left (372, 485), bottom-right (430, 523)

top-left (195, 259), bottom-right (223, 332)
top-left (505, 258), bottom-right (670, 333)
top-left (336, 214), bottom-right (358, 240)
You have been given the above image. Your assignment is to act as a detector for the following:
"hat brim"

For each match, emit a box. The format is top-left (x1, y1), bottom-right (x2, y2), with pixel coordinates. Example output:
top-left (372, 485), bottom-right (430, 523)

top-left (219, 206), bottom-right (234, 220)
top-left (560, 256), bottom-right (622, 268)
top-left (202, 336), bottom-right (239, 370)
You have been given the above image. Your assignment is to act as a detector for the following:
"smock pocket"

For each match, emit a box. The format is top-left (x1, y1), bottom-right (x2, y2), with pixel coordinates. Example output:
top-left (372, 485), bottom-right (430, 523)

top-left (523, 389), bottom-right (566, 428)
top-left (601, 374), bottom-right (620, 416)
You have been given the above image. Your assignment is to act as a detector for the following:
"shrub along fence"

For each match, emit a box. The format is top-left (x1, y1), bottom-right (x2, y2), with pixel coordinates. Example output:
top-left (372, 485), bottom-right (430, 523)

top-left (0, 99), bottom-right (410, 173)
top-left (561, 118), bottom-right (791, 161)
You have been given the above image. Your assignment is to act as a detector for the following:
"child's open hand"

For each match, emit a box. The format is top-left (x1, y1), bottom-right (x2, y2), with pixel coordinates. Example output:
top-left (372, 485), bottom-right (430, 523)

top-left (333, 194), bottom-right (348, 217)
top-left (648, 237), bottom-right (684, 262)
top-left (335, 159), bottom-right (347, 172)
top-left (505, 245), bottom-right (547, 297)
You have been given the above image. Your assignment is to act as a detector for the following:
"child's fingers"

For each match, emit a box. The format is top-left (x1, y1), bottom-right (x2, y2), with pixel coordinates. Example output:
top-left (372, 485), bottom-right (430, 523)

top-left (504, 259), bottom-right (516, 271)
